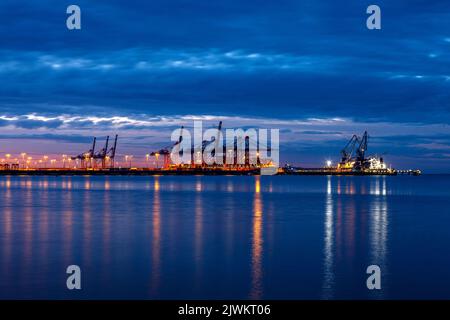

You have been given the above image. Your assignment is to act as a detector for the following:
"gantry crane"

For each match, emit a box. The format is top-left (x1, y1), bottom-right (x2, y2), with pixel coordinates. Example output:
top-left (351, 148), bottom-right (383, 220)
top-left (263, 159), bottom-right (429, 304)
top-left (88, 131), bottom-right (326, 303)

top-left (93, 135), bottom-right (117, 169)
top-left (150, 127), bottom-right (183, 169)
top-left (107, 135), bottom-right (118, 168)
top-left (71, 137), bottom-right (96, 169)
top-left (71, 135), bottom-right (117, 169)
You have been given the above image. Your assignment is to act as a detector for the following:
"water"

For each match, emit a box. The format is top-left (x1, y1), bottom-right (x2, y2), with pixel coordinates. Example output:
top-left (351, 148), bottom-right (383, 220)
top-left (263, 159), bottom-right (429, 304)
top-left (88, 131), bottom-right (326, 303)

top-left (0, 175), bottom-right (449, 300)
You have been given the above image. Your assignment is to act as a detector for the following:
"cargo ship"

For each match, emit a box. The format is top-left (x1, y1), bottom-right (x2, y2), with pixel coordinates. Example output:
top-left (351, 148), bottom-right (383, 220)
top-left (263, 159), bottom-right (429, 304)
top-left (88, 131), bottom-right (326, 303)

top-left (281, 131), bottom-right (421, 176)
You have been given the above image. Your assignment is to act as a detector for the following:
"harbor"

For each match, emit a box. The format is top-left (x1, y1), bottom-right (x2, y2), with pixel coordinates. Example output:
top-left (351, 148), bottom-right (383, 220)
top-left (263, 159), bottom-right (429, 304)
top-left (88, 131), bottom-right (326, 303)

top-left (0, 124), bottom-right (421, 176)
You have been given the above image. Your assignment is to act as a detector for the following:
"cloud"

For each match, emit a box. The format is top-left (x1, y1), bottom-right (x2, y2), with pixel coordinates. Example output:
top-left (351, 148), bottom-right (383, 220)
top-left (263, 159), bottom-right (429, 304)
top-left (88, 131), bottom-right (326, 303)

top-left (0, 133), bottom-right (92, 144)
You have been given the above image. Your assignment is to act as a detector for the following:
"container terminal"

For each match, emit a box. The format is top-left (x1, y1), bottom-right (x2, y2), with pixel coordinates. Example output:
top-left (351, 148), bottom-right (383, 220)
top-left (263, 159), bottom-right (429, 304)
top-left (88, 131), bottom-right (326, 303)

top-left (0, 122), bottom-right (421, 176)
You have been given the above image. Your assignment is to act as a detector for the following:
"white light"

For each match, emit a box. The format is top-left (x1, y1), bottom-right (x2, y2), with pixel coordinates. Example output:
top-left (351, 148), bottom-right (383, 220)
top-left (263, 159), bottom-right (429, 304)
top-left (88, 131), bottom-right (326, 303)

top-left (326, 160), bottom-right (332, 167)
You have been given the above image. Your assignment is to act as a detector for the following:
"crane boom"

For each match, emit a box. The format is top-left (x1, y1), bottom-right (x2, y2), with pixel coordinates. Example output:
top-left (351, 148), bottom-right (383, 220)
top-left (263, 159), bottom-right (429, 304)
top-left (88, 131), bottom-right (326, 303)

top-left (341, 134), bottom-right (359, 162)
top-left (356, 131), bottom-right (368, 161)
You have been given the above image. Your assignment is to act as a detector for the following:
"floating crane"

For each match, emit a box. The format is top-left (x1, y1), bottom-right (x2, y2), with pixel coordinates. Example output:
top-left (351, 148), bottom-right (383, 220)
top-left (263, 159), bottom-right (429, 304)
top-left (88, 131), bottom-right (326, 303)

top-left (340, 134), bottom-right (360, 165)
top-left (338, 131), bottom-right (387, 172)
top-left (356, 131), bottom-right (368, 162)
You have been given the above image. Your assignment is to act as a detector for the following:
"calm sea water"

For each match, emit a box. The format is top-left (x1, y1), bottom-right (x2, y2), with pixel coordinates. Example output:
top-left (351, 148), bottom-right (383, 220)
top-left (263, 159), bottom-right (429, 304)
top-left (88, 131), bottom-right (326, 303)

top-left (0, 175), bottom-right (449, 299)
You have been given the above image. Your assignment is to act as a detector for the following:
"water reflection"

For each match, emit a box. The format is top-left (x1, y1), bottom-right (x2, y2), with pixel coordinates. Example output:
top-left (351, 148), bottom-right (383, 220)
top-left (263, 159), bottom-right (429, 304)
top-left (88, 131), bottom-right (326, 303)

top-left (322, 176), bottom-right (334, 299)
top-left (62, 185), bottom-right (73, 265)
top-left (39, 185), bottom-right (50, 275)
top-left (369, 177), bottom-right (388, 297)
top-left (102, 179), bottom-right (112, 267)
top-left (84, 178), bottom-right (91, 190)
top-left (151, 177), bottom-right (161, 295)
top-left (196, 178), bottom-right (202, 192)
top-left (322, 177), bottom-right (389, 298)
top-left (23, 185), bottom-right (33, 270)
top-left (226, 180), bottom-right (234, 193)
top-left (250, 177), bottom-right (263, 299)
top-left (2, 182), bottom-right (12, 280)
top-left (194, 178), bottom-right (203, 290)
top-left (0, 175), bottom-right (397, 299)
top-left (82, 183), bottom-right (92, 268)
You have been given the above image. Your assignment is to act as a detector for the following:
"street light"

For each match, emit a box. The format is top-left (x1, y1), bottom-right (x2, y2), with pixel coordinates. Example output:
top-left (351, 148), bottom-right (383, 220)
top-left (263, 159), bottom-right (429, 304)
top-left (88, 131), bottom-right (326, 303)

top-left (62, 154), bottom-right (67, 169)
top-left (21, 153), bottom-right (26, 169)
top-left (155, 153), bottom-right (160, 169)
top-left (125, 155), bottom-right (133, 168)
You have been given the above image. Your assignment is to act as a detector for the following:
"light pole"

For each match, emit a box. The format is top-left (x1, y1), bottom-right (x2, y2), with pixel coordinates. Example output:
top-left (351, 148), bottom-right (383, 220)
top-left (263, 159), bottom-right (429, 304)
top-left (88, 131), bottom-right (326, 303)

top-left (21, 153), bottom-right (26, 169)
top-left (62, 154), bottom-right (67, 169)
top-left (155, 153), bottom-right (160, 169)
top-left (125, 155), bottom-right (133, 168)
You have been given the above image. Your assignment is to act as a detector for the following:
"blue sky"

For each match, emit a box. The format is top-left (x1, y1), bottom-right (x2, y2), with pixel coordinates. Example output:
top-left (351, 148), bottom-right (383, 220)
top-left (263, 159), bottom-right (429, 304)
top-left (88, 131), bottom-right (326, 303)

top-left (0, 1), bottom-right (449, 171)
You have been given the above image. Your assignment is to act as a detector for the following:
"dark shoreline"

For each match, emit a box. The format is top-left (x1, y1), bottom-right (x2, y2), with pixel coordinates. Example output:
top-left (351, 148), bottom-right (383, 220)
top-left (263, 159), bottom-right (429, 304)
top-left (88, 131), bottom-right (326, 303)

top-left (0, 168), bottom-right (420, 176)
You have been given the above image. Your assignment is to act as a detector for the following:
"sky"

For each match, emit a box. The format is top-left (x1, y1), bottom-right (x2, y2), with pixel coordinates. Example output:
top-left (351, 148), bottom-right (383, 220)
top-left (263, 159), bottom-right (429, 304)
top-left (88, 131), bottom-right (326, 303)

top-left (0, 0), bottom-right (449, 172)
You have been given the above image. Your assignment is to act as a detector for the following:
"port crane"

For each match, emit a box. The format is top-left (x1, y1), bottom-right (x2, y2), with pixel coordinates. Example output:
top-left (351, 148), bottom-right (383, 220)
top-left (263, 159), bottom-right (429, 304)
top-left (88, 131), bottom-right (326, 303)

top-left (93, 135), bottom-right (118, 169)
top-left (340, 134), bottom-right (360, 164)
top-left (356, 131), bottom-right (368, 162)
top-left (200, 121), bottom-right (222, 166)
top-left (71, 135), bottom-right (117, 169)
top-left (148, 121), bottom-right (273, 169)
top-left (71, 137), bottom-right (96, 169)
top-left (339, 132), bottom-right (369, 169)
top-left (107, 135), bottom-right (118, 168)
top-left (93, 136), bottom-right (109, 168)
top-left (150, 127), bottom-right (183, 169)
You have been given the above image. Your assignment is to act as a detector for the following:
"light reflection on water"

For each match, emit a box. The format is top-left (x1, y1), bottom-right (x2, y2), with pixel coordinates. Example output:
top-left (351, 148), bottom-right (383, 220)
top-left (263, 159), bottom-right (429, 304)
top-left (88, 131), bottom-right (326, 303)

top-left (321, 176), bottom-right (389, 299)
top-left (250, 177), bottom-right (263, 299)
top-left (0, 175), bottom-right (449, 299)
top-left (322, 176), bottom-right (334, 299)
top-left (151, 177), bottom-right (161, 296)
